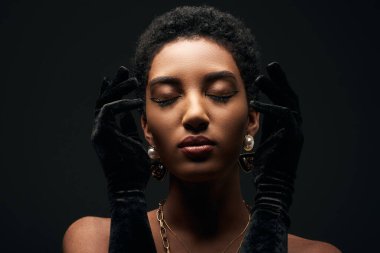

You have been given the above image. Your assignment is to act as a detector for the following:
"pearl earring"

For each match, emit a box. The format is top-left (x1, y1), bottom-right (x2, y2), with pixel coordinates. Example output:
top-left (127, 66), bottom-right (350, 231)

top-left (243, 134), bottom-right (254, 151)
top-left (148, 146), bottom-right (160, 160)
top-left (148, 146), bottom-right (167, 181)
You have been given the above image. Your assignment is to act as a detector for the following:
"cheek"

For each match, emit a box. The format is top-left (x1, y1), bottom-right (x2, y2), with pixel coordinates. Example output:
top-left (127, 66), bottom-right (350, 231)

top-left (145, 105), bottom-right (178, 151)
top-left (212, 100), bottom-right (249, 159)
top-left (215, 95), bottom-right (248, 128)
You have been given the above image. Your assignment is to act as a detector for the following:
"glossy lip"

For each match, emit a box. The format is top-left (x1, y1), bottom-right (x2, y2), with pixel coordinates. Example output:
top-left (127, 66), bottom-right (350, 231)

top-left (178, 135), bottom-right (216, 160)
top-left (178, 135), bottom-right (216, 148)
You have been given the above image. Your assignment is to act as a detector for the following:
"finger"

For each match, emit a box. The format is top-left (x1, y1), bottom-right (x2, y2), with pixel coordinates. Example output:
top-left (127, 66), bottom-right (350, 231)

top-left (95, 97), bottom-right (144, 117)
top-left (254, 75), bottom-right (284, 106)
top-left (100, 77), bottom-right (111, 95)
top-left (267, 62), bottom-right (295, 96)
top-left (91, 122), bottom-right (142, 155)
top-left (113, 66), bottom-right (130, 84)
top-left (111, 126), bottom-right (143, 149)
top-left (251, 100), bottom-right (302, 128)
top-left (92, 109), bottom-right (141, 144)
top-left (266, 62), bottom-right (300, 111)
top-left (97, 106), bottom-right (139, 137)
top-left (266, 62), bottom-right (289, 89)
top-left (250, 100), bottom-right (290, 141)
top-left (114, 77), bottom-right (140, 94)
top-left (103, 98), bottom-right (144, 115)
top-left (102, 78), bottom-right (139, 100)
top-left (95, 78), bottom-right (139, 111)
top-left (94, 98), bottom-right (144, 134)
top-left (250, 100), bottom-right (289, 116)
top-left (255, 73), bottom-right (300, 113)
top-left (99, 65), bottom-right (130, 96)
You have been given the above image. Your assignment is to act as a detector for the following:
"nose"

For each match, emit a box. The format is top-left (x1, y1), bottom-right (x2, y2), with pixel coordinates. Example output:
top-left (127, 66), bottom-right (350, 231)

top-left (181, 93), bottom-right (209, 133)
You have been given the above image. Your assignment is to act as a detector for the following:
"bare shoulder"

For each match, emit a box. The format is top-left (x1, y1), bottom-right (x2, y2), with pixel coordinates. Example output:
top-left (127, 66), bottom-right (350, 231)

top-left (288, 234), bottom-right (341, 253)
top-left (62, 216), bottom-right (111, 253)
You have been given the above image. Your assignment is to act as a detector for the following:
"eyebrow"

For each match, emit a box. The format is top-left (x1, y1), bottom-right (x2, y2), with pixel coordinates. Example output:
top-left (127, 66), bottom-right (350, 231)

top-left (149, 76), bottom-right (181, 90)
top-left (203, 71), bottom-right (237, 84)
top-left (148, 70), bottom-right (237, 91)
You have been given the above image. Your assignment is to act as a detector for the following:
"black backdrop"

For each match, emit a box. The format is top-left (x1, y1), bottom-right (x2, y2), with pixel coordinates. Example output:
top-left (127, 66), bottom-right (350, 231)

top-left (1, 0), bottom-right (379, 252)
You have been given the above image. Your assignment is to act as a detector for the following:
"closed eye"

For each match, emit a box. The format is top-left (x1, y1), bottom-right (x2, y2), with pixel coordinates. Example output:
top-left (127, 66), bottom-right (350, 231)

top-left (207, 91), bottom-right (239, 103)
top-left (150, 96), bottom-right (181, 107)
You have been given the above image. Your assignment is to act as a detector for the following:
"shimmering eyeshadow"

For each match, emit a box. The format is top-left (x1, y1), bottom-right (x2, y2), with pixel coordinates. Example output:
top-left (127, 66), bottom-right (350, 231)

top-left (150, 83), bottom-right (179, 96)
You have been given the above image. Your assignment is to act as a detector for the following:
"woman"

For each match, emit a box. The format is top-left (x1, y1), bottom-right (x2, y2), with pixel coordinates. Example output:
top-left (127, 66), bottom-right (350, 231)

top-left (63, 6), bottom-right (341, 253)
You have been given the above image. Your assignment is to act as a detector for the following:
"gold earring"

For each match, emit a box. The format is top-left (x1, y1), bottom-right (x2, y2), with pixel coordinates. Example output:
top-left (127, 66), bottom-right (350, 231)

top-left (148, 146), bottom-right (167, 181)
top-left (239, 134), bottom-right (255, 173)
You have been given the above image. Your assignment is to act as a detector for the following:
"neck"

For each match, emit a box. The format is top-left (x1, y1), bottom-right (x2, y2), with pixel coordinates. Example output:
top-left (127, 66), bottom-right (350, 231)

top-left (163, 164), bottom-right (250, 242)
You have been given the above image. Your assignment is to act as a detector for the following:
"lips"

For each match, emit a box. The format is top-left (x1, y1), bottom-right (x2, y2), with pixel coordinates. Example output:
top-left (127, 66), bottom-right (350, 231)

top-left (178, 136), bottom-right (216, 160)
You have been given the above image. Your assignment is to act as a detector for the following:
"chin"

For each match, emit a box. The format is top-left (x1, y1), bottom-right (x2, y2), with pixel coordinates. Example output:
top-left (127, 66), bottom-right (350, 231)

top-left (168, 160), bottom-right (235, 184)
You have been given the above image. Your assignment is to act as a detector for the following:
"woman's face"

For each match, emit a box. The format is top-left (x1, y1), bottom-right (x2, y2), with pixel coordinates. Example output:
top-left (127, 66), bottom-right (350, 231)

top-left (141, 37), bottom-right (259, 183)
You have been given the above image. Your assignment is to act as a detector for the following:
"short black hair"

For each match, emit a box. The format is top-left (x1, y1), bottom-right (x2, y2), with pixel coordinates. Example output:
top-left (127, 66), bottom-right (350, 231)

top-left (133, 5), bottom-right (260, 104)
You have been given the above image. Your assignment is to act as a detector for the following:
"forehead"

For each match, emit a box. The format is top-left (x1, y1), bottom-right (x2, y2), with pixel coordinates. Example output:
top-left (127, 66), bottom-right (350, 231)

top-left (148, 38), bottom-right (242, 82)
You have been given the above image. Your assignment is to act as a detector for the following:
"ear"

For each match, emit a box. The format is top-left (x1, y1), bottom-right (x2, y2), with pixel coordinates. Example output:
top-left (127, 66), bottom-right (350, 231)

top-left (140, 114), bottom-right (155, 147)
top-left (246, 109), bottom-right (260, 137)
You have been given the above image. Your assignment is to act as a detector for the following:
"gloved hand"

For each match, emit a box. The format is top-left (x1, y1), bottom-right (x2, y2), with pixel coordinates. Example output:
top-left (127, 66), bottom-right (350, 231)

top-left (91, 66), bottom-right (156, 253)
top-left (91, 66), bottom-right (151, 193)
top-left (240, 62), bottom-right (304, 253)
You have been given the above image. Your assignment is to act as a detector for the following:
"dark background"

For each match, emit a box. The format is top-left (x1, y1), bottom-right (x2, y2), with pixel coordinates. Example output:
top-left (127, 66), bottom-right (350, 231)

top-left (1, 0), bottom-right (379, 252)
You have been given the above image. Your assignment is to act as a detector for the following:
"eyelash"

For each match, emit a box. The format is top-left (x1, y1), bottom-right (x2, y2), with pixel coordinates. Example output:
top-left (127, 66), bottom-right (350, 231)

top-left (151, 91), bottom-right (238, 107)
top-left (150, 96), bottom-right (181, 107)
top-left (207, 94), bottom-right (235, 103)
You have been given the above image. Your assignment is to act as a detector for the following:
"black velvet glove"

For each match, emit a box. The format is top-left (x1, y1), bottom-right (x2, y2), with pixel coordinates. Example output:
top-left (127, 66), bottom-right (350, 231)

top-left (240, 62), bottom-right (304, 253)
top-left (91, 66), bottom-right (156, 253)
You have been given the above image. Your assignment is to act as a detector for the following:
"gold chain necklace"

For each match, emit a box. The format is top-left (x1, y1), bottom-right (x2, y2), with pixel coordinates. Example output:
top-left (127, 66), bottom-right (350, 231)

top-left (156, 200), bottom-right (251, 253)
